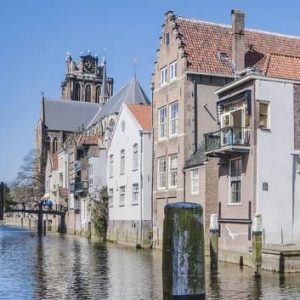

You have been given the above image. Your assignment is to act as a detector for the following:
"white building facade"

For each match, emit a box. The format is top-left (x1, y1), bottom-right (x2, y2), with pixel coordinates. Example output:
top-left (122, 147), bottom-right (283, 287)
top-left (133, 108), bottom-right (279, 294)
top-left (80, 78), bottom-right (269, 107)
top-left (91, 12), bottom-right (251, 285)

top-left (106, 103), bottom-right (152, 247)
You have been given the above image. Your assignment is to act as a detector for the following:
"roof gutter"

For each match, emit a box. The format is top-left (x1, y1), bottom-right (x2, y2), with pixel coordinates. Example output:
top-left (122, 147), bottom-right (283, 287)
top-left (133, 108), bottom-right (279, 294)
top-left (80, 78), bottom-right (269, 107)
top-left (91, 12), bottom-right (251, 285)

top-left (216, 74), bottom-right (300, 95)
top-left (185, 70), bottom-right (235, 79)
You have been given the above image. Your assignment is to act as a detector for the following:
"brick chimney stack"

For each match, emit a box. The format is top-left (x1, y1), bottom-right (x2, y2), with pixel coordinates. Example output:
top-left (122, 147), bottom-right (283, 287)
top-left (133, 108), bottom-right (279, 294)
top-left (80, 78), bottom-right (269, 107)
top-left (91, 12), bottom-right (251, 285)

top-left (231, 9), bottom-right (245, 72)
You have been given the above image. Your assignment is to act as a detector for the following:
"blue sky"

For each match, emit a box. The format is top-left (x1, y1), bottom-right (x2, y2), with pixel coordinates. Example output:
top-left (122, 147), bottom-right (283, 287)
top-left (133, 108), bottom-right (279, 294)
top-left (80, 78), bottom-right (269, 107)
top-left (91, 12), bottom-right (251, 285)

top-left (0, 0), bottom-right (299, 182)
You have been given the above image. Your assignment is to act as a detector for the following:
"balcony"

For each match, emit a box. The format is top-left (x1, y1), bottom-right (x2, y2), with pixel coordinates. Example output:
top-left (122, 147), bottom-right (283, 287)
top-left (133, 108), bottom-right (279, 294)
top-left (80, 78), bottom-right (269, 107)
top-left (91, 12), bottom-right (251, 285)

top-left (69, 181), bottom-right (88, 194)
top-left (204, 127), bottom-right (250, 157)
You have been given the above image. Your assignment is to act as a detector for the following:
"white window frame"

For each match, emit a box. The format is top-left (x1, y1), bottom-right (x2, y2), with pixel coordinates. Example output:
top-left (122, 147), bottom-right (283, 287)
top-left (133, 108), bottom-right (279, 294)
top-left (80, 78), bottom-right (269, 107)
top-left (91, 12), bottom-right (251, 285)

top-left (258, 101), bottom-right (270, 129)
top-left (120, 150), bottom-right (125, 174)
top-left (160, 67), bottom-right (167, 86)
top-left (170, 61), bottom-right (177, 81)
top-left (191, 168), bottom-right (199, 195)
top-left (229, 158), bottom-right (242, 204)
top-left (119, 186), bottom-right (125, 206)
top-left (132, 183), bottom-right (139, 205)
top-left (109, 188), bottom-right (114, 207)
top-left (109, 154), bottom-right (113, 178)
top-left (158, 157), bottom-right (167, 189)
top-left (169, 101), bottom-right (178, 137)
top-left (169, 154), bottom-right (178, 189)
top-left (158, 106), bottom-right (167, 139)
top-left (133, 143), bottom-right (138, 170)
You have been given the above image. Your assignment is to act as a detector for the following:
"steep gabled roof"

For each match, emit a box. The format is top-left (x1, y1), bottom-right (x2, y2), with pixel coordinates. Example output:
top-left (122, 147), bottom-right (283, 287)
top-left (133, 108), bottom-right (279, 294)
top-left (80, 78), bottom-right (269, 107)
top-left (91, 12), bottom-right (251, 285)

top-left (88, 77), bottom-right (150, 127)
top-left (127, 104), bottom-right (152, 130)
top-left (169, 14), bottom-right (300, 80)
top-left (44, 99), bottom-right (100, 132)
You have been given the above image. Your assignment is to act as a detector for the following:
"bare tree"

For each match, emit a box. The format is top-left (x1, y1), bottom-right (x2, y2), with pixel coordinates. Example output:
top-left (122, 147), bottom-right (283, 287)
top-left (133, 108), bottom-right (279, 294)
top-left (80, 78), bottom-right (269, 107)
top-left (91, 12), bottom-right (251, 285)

top-left (12, 149), bottom-right (45, 203)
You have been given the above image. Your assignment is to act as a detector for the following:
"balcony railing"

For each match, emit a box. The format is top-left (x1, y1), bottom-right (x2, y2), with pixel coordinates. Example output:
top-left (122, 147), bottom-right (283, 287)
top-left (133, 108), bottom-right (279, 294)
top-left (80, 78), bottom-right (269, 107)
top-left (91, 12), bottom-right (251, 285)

top-left (69, 181), bottom-right (88, 193)
top-left (204, 127), bottom-right (250, 155)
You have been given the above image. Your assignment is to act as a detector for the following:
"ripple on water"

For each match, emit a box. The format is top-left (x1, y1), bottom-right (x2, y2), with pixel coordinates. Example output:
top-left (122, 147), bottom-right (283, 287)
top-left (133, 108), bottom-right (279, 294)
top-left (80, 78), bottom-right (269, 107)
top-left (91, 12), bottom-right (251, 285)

top-left (1, 225), bottom-right (300, 299)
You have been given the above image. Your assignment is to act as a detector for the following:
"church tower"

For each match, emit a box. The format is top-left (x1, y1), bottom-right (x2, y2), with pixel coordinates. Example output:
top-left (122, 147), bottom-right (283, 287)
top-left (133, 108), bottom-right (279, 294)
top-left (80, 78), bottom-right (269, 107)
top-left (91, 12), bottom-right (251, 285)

top-left (61, 51), bottom-right (113, 103)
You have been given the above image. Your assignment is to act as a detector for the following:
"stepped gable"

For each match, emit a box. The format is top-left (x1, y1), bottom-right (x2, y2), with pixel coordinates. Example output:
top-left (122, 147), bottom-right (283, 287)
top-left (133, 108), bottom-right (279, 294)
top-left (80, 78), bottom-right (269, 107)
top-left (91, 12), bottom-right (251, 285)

top-left (88, 77), bottom-right (150, 127)
top-left (170, 14), bottom-right (300, 79)
top-left (44, 99), bottom-right (100, 132)
top-left (127, 103), bottom-right (152, 130)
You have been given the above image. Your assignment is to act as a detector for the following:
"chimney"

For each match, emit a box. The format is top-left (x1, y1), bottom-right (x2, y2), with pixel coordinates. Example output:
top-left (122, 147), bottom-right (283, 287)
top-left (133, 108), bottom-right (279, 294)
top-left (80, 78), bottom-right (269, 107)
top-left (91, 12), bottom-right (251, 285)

top-left (231, 9), bottom-right (245, 72)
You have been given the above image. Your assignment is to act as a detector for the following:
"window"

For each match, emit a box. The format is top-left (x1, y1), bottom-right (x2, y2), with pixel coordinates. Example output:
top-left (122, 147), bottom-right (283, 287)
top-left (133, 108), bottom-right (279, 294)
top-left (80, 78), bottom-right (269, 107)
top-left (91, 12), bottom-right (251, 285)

top-left (133, 143), bottom-right (138, 170)
top-left (259, 102), bottom-right (269, 129)
top-left (89, 178), bottom-right (93, 187)
top-left (109, 188), bottom-right (114, 207)
top-left (230, 158), bottom-right (242, 204)
top-left (119, 186), bottom-right (125, 206)
top-left (132, 183), bottom-right (139, 205)
top-left (95, 86), bottom-right (100, 103)
top-left (74, 83), bottom-right (81, 101)
top-left (109, 154), bottom-right (113, 177)
top-left (160, 67), bottom-right (167, 86)
top-left (169, 101), bottom-right (178, 136)
top-left (169, 154), bottom-right (178, 188)
top-left (109, 119), bottom-right (115, 132)
top-left (165, 32), bottom-right (170, 45)
top-left (191, 169), bottom-right (199, 194)
top-left (158, 106), bottom-right (167, 139)
top-left (53, 137), bottom-right (58, 153)
top-left (158, 157), bottom-right (167, 189)
top-left (120, 150), bottom-right (125, 174)
top-left (170, 61), bottom-right (177, 80)
top-left (85, 84), bottom-right (91, 102)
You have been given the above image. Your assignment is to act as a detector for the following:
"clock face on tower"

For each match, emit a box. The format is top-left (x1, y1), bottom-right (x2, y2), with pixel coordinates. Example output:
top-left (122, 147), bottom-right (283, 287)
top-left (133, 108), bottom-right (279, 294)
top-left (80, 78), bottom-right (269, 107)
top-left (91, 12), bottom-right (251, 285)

top-left (83, 60), bottom-right (96, 74)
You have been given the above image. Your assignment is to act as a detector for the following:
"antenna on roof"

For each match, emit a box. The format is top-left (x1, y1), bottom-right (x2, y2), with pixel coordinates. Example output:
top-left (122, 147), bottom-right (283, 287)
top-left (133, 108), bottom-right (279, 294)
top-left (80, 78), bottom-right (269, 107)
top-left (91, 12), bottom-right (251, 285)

top-left (133, 58), bottom-right (137, 79)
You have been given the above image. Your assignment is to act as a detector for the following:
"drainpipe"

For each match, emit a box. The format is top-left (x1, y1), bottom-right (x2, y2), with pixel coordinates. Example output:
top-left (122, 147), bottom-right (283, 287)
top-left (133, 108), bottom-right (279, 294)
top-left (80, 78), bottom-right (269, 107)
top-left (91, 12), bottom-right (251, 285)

top-left (150, 82), bottom-right (154, 246)
top-left (139, 130), bottom-right (144, 247)
top-left (193, 76), bottom-right (198, 152)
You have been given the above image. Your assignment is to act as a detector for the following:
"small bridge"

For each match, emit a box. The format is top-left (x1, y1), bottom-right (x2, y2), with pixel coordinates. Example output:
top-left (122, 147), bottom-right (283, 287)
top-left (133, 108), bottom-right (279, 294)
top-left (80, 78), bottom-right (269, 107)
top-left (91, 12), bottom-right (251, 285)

top-left (5, 203), bottom-right (67, 235)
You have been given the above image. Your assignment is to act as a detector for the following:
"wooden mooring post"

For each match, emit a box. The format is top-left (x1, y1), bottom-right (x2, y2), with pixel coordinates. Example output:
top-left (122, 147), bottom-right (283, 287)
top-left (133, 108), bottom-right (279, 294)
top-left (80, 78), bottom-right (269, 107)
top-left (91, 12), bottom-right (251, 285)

top-left (37, 203), bottom-right (43, 235)
top-left (210, 214), bottom-right (219, 270)
top-left (252, 214), bottom-right (262, 277)
top-left (163, 202), bottom-right (205, 299)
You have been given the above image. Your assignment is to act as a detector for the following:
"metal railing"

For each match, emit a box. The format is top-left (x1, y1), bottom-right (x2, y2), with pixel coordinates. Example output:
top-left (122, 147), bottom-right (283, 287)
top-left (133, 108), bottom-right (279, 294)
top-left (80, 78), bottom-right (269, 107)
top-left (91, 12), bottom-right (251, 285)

top-left (69, 181), bottom-right (88, 193)
top-left (204, 127), bottom-right (250, 153)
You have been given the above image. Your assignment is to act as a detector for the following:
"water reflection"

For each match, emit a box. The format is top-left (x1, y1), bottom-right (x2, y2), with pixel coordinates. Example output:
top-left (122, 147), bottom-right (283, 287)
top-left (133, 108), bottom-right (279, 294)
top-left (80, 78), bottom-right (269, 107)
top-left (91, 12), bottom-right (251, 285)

top-left (1, 225), bottom-right (300, 299)
top-left (33, 237), bottom-right (47, 299)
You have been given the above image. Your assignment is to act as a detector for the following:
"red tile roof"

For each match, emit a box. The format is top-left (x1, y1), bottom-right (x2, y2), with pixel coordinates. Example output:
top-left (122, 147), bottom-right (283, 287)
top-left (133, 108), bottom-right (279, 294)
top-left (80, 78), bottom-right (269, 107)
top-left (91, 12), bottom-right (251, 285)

top-left (262, 54), bottom-right (300, 80)
top-left (127, 104), bottom-right (152, 130)
top-left (175, 16), bottom-right (300, 80)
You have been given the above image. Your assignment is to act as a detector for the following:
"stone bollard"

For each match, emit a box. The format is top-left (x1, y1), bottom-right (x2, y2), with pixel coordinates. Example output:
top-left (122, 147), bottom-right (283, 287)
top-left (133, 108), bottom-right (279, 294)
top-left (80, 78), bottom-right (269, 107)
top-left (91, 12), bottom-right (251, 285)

top-left (210, 214), bottom-right (219, 270)
top-left (252, 214), bottom-right (262, 277)
top-left (163, 202), bottom-right (205, 300)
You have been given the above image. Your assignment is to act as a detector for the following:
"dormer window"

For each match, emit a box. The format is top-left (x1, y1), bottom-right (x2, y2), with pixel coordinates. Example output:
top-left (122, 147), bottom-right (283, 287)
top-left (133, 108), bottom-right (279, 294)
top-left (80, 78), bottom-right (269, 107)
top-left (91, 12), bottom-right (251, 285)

top-left (160, 67), bottom-right (167, 86)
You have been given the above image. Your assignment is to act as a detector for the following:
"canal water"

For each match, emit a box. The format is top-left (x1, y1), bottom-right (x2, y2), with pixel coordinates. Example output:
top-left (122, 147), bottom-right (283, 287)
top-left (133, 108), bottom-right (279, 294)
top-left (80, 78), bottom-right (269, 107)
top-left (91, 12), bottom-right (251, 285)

top-left (1, 225), bottom-right (300, 299)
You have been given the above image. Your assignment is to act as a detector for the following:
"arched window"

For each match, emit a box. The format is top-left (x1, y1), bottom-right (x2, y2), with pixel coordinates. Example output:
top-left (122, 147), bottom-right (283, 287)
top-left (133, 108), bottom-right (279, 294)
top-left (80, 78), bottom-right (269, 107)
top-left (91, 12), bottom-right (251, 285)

top-left (109, 154), bottom-right (113, 178)
top-left (53, 137), bottom-right (58, 153)
top-left (109, 119), bottom-right (115, 132)
top-left (133, 143), bottom-right (138, 170)
top-left (95, 86), bottom-right (100, 103)
top-left (74, 83), bottom-right (81, 101)
top-left (85, 84), bottom-right (91, 102)
top-left (120, 150), bottom-right (125, 174)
